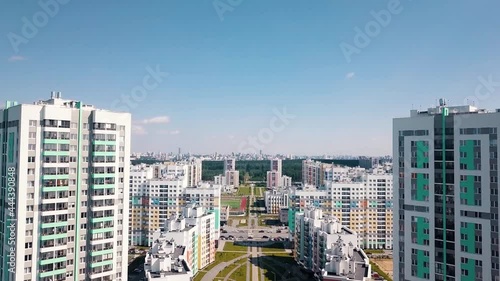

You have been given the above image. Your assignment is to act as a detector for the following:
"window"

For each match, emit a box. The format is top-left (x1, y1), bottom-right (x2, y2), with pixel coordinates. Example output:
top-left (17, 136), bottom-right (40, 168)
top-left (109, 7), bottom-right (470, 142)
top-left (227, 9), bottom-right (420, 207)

top-left (71, 122), bottom-right (77, 129)
top-left (70, 134), bottom-right (77, 140)
top-left (83, 123), bottom-right (88, 129)
top-left (28, 144), bottom-right (35, 150)
top-left (28, 132), bottom-right (36, 138)
top-left (29, 120), bottom-right (37, 126)
top-left (28, 156), bottom-right (35, 162)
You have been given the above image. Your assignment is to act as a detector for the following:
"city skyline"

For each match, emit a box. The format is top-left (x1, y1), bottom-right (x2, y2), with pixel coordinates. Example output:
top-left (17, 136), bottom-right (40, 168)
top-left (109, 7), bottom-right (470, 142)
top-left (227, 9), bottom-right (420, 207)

top-left (2, 1), bottom-right (500, 155)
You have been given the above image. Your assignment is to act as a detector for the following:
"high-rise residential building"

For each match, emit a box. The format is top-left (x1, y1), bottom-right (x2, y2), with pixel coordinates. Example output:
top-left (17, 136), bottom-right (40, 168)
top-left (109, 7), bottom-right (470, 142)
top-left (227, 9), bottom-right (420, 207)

top-left (215, 158), bottom-right (239, 187)
top-left (0, 93), bottom-right (131, 281)
top-left (393, 102), bottom-right (500, 281)
top-left (266, 171), bottom-right (281, 188)
top-left (224, 159), bottom-right (236, 173)
top-left (294, 208), bottom-right (371, 281)
top-left (271, 158), bottom-right (282, 175)
top-left (267, 158), bottom-right (292, 188)
top-left (129, 164), bottom-right (220, 246)
top-left (302, 160), bottom-right (329, 187)
top-left (288, 166), bottom-right (393, 249)
top-left (148, 204), bottom-right (216, 277)
top-left (183, 183), bottom-right (221, 239)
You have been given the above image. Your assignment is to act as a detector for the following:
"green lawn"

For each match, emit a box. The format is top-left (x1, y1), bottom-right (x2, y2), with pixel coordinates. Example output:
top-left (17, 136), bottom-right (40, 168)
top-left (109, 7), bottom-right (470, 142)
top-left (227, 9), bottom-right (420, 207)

top-left (229, 260), bottom-right (248, 281)
top-left (221, 198), bottom-right (241, 209)
top-left (201, 252), bottom-right (246, 272)
top-left (224, 242), bottom-right (249, 252)
top-left (237, 186), bottom-right (252, 195)
top-left (216, 258), bottom-right (247, 279)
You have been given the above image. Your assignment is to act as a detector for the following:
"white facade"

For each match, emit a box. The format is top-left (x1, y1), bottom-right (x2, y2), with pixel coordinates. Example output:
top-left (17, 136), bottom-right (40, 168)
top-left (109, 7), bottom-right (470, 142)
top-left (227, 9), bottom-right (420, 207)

top-left (144, 239), bottom-right (193, 281)
top-left (0, 93), bottom-right (130, 281)
top-left (265, 189), bottom-right (289, 214)
top-left (130, 164), bottom-right (221, 246)
top-left (294, 208), bottom-right (371, 281)
top-left (288, 169), bottom-right (393, 249)
top-left (151, 204), bottom-right (216, 276)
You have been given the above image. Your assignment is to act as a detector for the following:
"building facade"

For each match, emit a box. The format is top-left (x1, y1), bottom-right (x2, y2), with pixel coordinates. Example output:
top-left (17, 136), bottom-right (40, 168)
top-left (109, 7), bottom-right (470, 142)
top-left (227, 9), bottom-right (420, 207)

top-left (264, 189), bottom-right (289, 214)
top-left (0, 93), bottom-right (131, 281)
top-left (393, 102), bottom-right (500, 281)
top-left (129, 165), bottom-right (221, 246)
top-left (294, 208), bottom-right (371, 280)
top-left (152, 204), bottom-right (216, 276)
top-left (215, 159), bottom-right (240, 187)
top-left (288, 169), bottom-right (393, 249)
top-left (144, 240), bottom-right (192, 281)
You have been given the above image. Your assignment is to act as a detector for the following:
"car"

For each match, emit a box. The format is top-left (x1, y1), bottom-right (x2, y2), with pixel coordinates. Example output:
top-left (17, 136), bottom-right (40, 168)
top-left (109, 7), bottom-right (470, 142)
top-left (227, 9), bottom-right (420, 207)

top-left (220, 236), bottom-right (226, 240)
top-left (262, 235), bottom-right (269, 239)
top-left (259, 230), bottom-right (265, 233)
top-left (134, 268), bottom-right (142, 273)
top-left (248, 237), bottom-right (253, 239)
top-left (276, 230), bottom-right (282, 233)
top-left (222, 230), bottom-right (228, 233)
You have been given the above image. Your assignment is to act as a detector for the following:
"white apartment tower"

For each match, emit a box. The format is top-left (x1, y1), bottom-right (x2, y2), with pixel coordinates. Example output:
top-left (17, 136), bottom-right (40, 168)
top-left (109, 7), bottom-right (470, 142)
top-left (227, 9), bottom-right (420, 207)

top-left (216, 159), bottom-right (239, 187)
top-left (394, 102), bottom-right (500, 281)
top-left (0, 93), bottom-right (131, 281)
top-left (267, 158), bottom-right (288, 188)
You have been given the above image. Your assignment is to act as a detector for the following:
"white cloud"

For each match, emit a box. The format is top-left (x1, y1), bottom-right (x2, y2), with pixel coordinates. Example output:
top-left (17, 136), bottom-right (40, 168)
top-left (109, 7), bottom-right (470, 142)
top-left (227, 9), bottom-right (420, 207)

top-left (140, 116), bottom-right (170, 124)
top-left (8, 55), bottom-right (27, 62)
top-left (345, 72), bottom-right (355, 79)
top-left (132, 125), bottom-right (148, 135)
top-left (156, 129), bottom-right (180, 135)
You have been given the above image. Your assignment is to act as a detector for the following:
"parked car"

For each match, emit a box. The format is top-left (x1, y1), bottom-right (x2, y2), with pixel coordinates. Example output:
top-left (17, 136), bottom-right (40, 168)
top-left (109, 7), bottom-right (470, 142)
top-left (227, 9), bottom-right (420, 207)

top-left (262, 235), bottom-right (269, 239)
top-left (259, 230), bottom-right (265, 233)
top-left (222, 230), bottom-right (228, 233)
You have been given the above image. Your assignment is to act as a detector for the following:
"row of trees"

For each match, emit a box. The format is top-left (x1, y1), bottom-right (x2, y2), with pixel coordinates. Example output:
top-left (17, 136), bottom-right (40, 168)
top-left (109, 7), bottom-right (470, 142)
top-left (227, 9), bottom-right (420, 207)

top-left (201, 160), bottom-right (303, 182)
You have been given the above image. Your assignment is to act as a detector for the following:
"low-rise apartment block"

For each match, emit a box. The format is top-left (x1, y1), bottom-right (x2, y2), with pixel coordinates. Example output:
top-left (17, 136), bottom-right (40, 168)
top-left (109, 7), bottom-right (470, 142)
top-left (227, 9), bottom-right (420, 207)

top-left (265, 188), bottom-right (289, 214)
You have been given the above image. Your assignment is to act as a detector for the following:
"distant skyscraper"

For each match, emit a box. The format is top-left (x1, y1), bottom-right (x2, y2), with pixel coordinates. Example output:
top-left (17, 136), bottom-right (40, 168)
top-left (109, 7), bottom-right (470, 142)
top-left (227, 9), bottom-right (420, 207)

top-left (393, 102), bottom-right (499, 281)
top-left (0, 93), bottom-right (131, 281)
top-left (217, 159), bottom-right (239, 187)
top-left (267, 158), bottom-right (283, 188)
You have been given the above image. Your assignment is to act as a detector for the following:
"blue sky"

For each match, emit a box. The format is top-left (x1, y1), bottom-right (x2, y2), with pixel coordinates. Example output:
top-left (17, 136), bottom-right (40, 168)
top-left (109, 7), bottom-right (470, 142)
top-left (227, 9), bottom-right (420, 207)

top-left (1, 0), bottom-right (500, 155)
